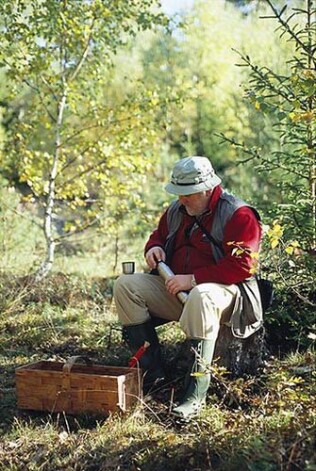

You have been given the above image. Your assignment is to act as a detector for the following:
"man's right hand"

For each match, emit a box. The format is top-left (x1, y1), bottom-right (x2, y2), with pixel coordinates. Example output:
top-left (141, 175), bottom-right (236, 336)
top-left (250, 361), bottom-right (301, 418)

top-left (145, 246), bottom-right (166, 269)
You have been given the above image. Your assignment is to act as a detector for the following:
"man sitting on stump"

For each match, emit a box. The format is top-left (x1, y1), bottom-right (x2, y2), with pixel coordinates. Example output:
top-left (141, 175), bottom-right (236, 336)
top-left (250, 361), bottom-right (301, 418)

top-left (114, 156), bottom-right (263, 420)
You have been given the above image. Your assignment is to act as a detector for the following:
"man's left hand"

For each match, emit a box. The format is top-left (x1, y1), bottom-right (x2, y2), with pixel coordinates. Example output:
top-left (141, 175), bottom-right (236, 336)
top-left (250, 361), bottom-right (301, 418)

top-left (165, 274), bottom-right (193, 295)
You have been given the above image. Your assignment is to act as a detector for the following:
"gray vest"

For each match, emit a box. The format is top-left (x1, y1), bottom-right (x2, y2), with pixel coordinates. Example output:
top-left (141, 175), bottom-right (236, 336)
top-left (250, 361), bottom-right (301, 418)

top-left (166, 191), bottom-right (263, 338)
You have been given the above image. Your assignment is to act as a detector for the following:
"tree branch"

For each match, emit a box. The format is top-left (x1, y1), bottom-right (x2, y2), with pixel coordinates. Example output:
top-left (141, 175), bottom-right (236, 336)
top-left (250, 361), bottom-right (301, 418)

top-left (263, 0), bottom-right (315, 64)
top-left (68, 14), bottom-right (96, 82)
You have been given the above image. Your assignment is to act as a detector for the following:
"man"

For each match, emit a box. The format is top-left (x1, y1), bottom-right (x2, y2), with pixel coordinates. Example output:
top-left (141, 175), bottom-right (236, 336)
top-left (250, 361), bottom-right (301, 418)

top-left (114, 156), bottom-right (263, 420)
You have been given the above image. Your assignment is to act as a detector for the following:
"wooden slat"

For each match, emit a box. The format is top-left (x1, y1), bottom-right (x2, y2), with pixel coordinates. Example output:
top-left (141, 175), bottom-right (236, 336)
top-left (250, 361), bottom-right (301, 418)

top-left (15, 361), bottom-right (141, 415)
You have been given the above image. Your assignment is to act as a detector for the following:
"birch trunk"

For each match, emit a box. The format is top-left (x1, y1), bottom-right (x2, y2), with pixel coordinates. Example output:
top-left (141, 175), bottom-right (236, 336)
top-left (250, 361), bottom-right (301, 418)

top-left (34, 85), bottom-right (68, 281)
top-left (34, 15), bottom-right (93, 280)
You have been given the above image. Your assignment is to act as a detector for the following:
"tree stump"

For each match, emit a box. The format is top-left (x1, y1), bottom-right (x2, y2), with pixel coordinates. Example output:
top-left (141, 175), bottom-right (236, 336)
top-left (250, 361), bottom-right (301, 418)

top-left (154, 317), bottom-right (266, 378)
top-left (213, 325), bottom-right (266, 376)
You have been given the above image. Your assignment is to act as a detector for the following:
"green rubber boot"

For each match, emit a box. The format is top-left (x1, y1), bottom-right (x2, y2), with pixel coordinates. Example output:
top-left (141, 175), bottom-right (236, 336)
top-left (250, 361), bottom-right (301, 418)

top-left (122, 321), bottom-right (165, 391)
top-left (172, 339), bottom-right (215, 421)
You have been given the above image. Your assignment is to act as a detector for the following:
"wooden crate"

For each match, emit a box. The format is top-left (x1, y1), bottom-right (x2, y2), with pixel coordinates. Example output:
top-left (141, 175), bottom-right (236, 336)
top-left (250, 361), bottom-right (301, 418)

top-left (15, 356), bottom-right (141, 415)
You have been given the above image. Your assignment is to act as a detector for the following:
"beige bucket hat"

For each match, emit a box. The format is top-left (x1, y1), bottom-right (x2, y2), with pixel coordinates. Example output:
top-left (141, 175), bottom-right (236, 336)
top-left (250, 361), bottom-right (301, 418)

top-left (165, 156), bottom-right (221, 196)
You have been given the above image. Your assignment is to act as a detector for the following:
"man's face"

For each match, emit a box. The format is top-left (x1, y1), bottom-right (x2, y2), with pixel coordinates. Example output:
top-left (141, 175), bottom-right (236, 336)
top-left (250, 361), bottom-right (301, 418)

top-left (178, 190), bottom-right (212, 216)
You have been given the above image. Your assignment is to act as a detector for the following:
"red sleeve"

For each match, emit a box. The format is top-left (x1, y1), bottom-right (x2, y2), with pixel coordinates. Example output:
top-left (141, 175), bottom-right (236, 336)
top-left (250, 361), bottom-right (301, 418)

top-left (194, 207), bottom-right (262, 285)
top-left (144, 209), bottom-right (169, 255)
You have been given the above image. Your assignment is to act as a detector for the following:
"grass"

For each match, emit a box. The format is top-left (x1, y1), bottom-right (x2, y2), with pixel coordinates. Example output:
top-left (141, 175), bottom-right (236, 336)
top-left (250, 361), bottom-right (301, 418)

top-left (0, 273), bottom-right (315, 471)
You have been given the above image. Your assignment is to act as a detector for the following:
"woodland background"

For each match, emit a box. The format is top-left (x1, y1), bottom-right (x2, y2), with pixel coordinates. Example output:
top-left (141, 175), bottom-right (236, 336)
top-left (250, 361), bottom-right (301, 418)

top-left (0, 0), bottom-right (315, 470)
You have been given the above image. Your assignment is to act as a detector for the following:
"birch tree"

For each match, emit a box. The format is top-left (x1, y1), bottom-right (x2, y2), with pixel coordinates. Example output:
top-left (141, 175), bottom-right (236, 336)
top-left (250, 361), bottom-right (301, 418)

top-left (0, 0), bottom-right (166, 279)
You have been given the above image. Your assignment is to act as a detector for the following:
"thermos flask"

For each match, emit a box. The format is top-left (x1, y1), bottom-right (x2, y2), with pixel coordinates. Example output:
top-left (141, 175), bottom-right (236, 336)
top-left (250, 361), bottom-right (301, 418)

top-left (156, 260), bottom-right (188, 304)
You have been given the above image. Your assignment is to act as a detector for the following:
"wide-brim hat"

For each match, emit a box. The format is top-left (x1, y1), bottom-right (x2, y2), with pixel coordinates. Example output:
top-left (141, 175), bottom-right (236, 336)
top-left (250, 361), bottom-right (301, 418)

top-left (165, 156), bottom-right (221, 196)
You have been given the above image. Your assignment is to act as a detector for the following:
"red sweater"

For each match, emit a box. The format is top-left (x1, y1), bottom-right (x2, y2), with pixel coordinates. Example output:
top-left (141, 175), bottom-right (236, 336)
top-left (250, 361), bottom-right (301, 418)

top-left (145, 186), bottom-right (262, 285)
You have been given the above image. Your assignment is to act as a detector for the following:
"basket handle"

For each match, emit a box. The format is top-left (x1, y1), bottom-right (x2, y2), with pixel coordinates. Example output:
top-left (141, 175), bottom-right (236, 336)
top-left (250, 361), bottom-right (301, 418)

top-left (63, 355), bottom-right (93, 374)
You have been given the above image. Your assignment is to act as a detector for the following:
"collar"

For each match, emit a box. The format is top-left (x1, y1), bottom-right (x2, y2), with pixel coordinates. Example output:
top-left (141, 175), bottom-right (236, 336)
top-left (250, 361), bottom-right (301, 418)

top-left (208, 185), bottom-right (222, 212)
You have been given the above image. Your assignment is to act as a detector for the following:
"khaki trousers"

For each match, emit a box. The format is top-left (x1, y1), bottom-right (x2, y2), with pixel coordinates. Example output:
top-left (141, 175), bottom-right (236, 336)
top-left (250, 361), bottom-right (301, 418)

top-left (113, 273), bottom-right (239, 340)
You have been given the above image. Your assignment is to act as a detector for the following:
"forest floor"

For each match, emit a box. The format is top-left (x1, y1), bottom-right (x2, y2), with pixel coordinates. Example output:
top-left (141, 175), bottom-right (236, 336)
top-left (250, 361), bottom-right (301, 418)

top-left (0, 273), bottom-right (315, 471)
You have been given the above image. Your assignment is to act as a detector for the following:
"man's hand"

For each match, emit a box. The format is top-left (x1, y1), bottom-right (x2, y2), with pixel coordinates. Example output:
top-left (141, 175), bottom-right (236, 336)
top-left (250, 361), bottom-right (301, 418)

top-left (165, 274), bottom-right (193, 295)
top-left (145, 246), bottom-right (166, 269)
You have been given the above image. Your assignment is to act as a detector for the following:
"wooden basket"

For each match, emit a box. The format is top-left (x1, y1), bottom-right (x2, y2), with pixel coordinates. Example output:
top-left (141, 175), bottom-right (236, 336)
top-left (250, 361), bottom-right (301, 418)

top-left (15, 356), bottom-right (142, 415)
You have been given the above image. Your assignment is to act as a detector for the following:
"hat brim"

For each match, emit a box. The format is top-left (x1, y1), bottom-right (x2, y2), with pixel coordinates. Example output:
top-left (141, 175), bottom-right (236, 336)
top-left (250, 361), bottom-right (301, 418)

top-left (165, 175), bottom-right (221, 196)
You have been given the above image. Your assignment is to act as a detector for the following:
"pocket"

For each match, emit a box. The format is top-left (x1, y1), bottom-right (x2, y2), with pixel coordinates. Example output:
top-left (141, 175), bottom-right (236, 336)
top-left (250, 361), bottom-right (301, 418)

top-left (232, 279), bottom-right (263, 338)
top-left (237, 278), bottom-right (263, 324)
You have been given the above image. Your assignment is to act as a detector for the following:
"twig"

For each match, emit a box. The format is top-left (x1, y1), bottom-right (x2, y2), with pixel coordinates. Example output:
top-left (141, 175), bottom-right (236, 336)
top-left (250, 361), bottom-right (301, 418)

top-left (62, 411), bottom-right (71, 435)
top-left (168, 388), bottom-right (175, 415)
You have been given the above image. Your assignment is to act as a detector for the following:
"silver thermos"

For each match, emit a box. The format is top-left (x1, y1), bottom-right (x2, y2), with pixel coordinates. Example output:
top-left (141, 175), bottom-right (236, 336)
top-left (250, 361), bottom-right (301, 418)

top-left (156, 260), bottom-right (188, 304)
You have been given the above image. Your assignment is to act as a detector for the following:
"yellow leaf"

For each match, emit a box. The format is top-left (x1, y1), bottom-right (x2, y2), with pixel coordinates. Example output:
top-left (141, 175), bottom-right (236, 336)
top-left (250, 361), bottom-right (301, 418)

top-left (232, 248), bottom-right (244, 257)
top-left (285, 246), bottom-right (294, 255)
top-left (301, 112), bottom-right (314, 121)
top-left (273, 224), bottom-right (283, 235)
top-left (302, 70), bottom-right (316, 79)
top-left (289, 111), bottom-right (296, 120)
top-left (250, 252), bottom-right (259, 259)
top-left (268, 223), bottom-right (283, 239)
top-left (271, 239), bottom-right (279, 249)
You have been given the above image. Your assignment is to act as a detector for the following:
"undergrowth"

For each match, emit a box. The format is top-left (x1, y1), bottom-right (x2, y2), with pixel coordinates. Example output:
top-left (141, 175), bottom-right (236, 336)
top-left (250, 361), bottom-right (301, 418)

top-left (0, 273), bottom-right (315, 471)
